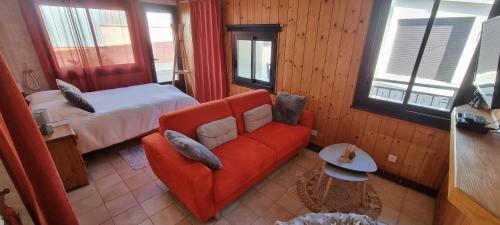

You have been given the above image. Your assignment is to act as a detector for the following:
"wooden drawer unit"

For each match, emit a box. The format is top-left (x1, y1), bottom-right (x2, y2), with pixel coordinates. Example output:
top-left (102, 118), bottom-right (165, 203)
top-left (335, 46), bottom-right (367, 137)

top-left (43, 124), bottom-right (88, 191)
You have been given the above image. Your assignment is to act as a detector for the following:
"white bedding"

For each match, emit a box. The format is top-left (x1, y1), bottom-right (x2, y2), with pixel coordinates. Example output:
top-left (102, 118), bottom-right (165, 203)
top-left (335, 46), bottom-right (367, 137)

top-left (29, 84), bottom-right (199, 154)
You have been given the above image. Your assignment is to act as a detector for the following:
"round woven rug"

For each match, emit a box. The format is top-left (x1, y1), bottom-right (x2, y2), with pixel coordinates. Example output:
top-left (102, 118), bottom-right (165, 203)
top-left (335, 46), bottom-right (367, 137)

top-left (296, 168), bottom-right (382, 219)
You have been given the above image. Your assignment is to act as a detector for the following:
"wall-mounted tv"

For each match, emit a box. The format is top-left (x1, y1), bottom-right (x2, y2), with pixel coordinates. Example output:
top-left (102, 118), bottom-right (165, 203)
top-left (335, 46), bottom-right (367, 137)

top-left (474, 16), bottom-right (500, 109)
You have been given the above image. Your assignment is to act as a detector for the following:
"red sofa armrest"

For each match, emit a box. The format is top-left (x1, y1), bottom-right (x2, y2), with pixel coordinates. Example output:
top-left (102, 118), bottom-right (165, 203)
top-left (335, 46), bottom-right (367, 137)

top-left (141, 133), bottom-right (215, 221)
top-left (299, 110), bottom-right (314, 129)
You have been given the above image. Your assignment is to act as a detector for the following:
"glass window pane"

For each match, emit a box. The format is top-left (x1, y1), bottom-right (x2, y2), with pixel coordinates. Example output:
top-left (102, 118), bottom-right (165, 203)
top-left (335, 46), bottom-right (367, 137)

top-left (369, 0), bottom-right (434, 103)
top-left (254, 40), bottom-right (272, 82)
top-left (145, 12), bottom-right (175, 83)
top-left (237, 40), bottom-right (252, 79)
top-left (89, 9), bottom-right (135, 65)
top-left (408, 0), bottom-right (494, 111)
top-left (39, 5), bottom-right (100, 67)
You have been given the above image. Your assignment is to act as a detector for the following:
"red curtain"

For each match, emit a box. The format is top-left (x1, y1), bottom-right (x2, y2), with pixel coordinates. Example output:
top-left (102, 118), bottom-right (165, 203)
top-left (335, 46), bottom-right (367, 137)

top-left (19, 0), bottom-right (153, 92)
top-left (190, 0), bottom-right (228, 102)
top-left (0, 54), bottom-right (78, 224)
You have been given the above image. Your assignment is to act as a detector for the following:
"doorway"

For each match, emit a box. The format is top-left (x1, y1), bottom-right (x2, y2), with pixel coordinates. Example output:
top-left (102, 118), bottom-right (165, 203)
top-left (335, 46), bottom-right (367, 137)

top-left (142, 4), bottom-right (177, 84)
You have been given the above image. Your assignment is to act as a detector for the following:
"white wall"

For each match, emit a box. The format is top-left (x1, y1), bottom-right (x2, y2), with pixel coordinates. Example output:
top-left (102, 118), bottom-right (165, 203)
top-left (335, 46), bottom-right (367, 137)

top-left (0, 0), bottom-right (49, 93)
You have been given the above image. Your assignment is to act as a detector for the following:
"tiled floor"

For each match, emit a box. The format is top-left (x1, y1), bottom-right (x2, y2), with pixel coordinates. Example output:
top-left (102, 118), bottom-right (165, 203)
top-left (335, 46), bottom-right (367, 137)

top-left (69, 146), bottom-right (435, 225)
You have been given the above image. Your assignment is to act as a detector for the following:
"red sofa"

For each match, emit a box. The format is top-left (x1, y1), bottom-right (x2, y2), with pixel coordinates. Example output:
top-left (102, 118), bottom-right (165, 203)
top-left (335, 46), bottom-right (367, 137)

top-left (142, 89), bottom-right (314, 221)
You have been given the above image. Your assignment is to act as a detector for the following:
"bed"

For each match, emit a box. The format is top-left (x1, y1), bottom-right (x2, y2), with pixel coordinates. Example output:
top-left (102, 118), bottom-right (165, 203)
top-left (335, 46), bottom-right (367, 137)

top-left (27, 83), bottom-right (199, 154)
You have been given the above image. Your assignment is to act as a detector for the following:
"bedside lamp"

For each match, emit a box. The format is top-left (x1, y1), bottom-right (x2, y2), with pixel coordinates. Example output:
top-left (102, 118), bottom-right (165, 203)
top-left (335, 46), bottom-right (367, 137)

top-left (32, 109), bottom-right (54, 135)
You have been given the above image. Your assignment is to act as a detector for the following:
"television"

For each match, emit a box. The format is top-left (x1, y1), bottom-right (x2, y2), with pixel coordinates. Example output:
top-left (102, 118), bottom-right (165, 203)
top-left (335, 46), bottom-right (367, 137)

top-left (474, 16), bottom-right (500, 109)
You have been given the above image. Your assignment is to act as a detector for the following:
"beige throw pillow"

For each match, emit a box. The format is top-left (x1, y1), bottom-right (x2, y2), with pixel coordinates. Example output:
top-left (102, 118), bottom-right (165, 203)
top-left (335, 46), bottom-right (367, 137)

top-left (197, 117), bottom-right (237, 150)
top-left (243, 104), bottom-right (272, 132)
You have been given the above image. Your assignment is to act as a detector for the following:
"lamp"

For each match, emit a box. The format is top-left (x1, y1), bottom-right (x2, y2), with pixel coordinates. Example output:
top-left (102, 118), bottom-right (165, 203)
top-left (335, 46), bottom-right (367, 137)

top-left (32, 109), bottom-right (54, 135)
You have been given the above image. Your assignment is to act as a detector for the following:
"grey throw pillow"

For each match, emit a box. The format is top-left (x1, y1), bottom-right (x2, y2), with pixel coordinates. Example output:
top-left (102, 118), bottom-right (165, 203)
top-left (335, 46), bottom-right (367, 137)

top-left (165, 130), bottom-right (223, 170)
top-left (273, 92), bottom-right (306, 125)
top-left (56, 79), bottom-right (82, 94)
top-left (61, 87), bottom-right (95, 113)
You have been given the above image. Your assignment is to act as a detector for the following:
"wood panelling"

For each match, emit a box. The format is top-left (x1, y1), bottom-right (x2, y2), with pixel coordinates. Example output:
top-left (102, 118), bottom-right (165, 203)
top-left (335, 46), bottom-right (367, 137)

top-left (222, 0), bottom-right (450, 189)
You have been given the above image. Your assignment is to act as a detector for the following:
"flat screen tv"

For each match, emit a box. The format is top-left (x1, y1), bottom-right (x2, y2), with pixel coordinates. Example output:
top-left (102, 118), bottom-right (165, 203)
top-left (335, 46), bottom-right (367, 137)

top-left (474, 16), bottom-right (500, 109)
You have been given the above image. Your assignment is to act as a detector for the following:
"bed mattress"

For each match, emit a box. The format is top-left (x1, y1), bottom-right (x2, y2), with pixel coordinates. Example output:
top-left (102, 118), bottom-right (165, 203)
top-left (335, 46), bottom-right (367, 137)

top-left (29, 83), bottom-right (199, 154)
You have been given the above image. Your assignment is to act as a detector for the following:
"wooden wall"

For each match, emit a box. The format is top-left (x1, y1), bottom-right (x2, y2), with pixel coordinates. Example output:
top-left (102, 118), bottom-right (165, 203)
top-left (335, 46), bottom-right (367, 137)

top-left (221, 0), bottom-right (450, 189)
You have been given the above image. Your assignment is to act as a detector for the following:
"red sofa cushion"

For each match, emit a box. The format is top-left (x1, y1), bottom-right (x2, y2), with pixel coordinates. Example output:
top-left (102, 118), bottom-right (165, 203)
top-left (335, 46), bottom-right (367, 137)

top-left (224, 89), bottom-right (273, 134)
top-left (159, 100), bottom-right (233, 139)
top-left (243, 122), bottom-right (311, 160)
top-left (212, 136), bottom-right (276, 202)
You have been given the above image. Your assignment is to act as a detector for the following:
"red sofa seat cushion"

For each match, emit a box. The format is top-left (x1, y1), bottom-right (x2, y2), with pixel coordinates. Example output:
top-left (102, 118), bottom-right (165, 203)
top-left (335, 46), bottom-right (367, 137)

top-left (243, 122), bottom-right (311, 160)
top-left (159, 100), bottom-right (233, 139)
top-left (212, 136), bottom-right (276, 202)
top-left (224, 89), bottom-right (273, 134)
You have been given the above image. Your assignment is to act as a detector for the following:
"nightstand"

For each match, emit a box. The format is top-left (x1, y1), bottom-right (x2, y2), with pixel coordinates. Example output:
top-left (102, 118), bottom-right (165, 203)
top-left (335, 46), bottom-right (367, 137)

top-left (43, 124), bottom-right (88, 191)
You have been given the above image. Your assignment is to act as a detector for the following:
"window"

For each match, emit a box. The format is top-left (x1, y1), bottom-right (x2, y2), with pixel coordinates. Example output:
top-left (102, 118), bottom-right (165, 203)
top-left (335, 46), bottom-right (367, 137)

top-left (228, 25), bottom-right (281, 91)
top-left (354, 0), bottom-right (497, 128)
top-left (39, 5), bottom-right (135, 68)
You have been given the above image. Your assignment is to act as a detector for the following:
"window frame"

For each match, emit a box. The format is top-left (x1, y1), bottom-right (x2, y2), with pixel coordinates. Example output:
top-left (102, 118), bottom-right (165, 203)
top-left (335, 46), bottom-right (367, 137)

top-left (228, 24), bottom-right (281, 92)
top-left (37, 3), bottom-right (138, 69)
top-left (353, 0), bottom-right (496, 130)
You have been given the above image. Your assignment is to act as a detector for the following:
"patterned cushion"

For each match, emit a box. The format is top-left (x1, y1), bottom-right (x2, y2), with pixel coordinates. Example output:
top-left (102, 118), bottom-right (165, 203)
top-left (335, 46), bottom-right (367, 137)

top-left (165, 130), bottom-right (222, 170)
top-left (61, 88), bottom-right (95, 113)
top-left (273, 92), bottom-right (306, 125)
top-left (56, 79), bottom-right (82, 94)
top-left (276, 213), bottom-right (384, 225)
top-left (196, 117), bottom-right (237, 150)
top-left (243, 104), bottom-right (272, 132)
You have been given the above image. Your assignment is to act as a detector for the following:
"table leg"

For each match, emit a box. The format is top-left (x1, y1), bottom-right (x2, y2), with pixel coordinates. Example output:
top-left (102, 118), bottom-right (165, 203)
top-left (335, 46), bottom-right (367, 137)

top-left (316, 162), bottom-right (326, 192)
top-left (322, 177), bottom-right (333, 204)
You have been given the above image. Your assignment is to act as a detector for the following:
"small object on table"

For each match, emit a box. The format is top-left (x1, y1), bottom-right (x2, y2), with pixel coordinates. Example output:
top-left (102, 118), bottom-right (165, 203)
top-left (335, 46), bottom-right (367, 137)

top-left (339, 144), bottom-right (356, 163)
top-left (316, 143), bottom-right (377, 206)
top-left (43, 124), bottom-right (88, 191)
top-left (32, 109), bottom-right (54, 135)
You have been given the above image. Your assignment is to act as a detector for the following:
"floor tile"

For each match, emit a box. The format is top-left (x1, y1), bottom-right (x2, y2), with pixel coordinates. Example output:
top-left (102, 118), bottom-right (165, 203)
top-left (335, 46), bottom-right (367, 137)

top-left (68, 182), bottom-right (98, 203)
top-left (224, 204), bottom-right (258, 225)
top-left (276, 192), bottom-right (303, 215)
top-left (258, 180), bottom-right (286, 201)
top-left (77, 204), bottom-right (111, 225)
top-left (99, 182), bottom-right (130, 203)
top-left (261, 203), bottom-right (294, 224)
top-left (141, 193), bottom-right (176, 216)
top-left (72, 193), bottom-right (104, 216)
top-left (95, 173), bottom-right (122, 191)
top-left (241, 191), bottom-right (273, 216)
top-left (132, 181), bottom-right (163, 203)
top-left (72, 148), bottom-right (437, 225)
top-left (138, 219), bottom-right (154, 225)
top-left (112, 205), bottom-right (149, 225)
top-left (105, 193), bottom-right (138, 216)
top-left (124, 172), bottom-right (153, 190)
top-left (150, 205), bottom-right (185, 225)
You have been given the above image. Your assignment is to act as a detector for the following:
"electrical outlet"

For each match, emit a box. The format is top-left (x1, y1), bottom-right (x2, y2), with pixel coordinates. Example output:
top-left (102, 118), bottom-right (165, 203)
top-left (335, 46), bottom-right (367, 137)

top-left (387, 154), bottom-right (398, 163)
top-left (311, 130), bottom-right (318, 136)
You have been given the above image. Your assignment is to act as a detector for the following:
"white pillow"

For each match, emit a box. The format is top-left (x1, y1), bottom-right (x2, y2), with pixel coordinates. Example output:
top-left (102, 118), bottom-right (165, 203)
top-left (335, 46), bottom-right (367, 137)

top-left (197, 117), bottom-right (237, 150)
top-left (25, 90), bottom-right (64, 105)
top-left (243, 104), bottom-right (272, 132)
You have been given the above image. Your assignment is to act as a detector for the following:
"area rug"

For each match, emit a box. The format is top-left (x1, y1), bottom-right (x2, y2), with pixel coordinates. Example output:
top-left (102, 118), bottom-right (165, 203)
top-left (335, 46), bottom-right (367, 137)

top-left (119, 144), bottom-right (149, 170)
top-left (296, 168), bottom-right (382, 219)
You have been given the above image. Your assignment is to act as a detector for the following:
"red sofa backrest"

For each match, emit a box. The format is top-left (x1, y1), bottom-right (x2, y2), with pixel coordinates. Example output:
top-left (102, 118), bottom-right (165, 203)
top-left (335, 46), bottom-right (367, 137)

top-left (159, 100), bottom-right (233, 140)
top-left (224, 89), bottom-right (273, 134)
